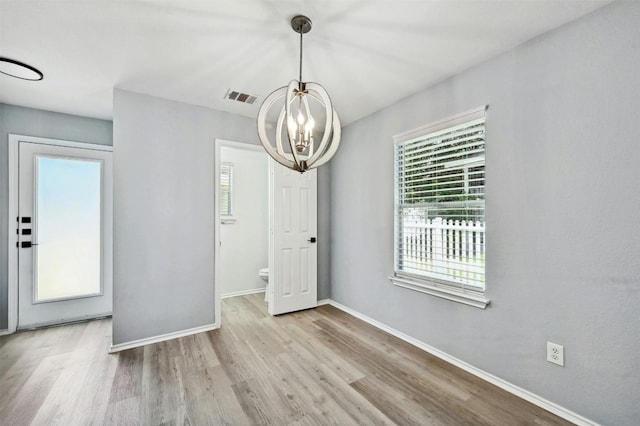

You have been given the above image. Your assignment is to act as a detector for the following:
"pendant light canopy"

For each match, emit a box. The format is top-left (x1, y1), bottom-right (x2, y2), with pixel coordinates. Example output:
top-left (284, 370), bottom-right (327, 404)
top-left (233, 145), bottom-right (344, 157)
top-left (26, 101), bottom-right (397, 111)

top-left (257, 15), bottom-right (341, 173)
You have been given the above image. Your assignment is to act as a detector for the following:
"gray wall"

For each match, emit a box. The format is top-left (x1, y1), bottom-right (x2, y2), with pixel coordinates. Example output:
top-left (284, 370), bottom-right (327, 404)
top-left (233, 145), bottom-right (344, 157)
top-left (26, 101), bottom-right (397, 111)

top-left (330, 2), bottom-right (639, 425)
top-left (112, 89), bottom-right (331, 345)
top-left (0, 103), bottom-right (112, 330)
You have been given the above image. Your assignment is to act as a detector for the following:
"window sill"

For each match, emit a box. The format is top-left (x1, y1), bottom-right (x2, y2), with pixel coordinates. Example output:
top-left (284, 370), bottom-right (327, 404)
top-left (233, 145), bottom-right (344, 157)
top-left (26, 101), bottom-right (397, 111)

top-left (389, 275), bottom-right (490, 309)
top-left (221, 217), bottom-right (236, 224)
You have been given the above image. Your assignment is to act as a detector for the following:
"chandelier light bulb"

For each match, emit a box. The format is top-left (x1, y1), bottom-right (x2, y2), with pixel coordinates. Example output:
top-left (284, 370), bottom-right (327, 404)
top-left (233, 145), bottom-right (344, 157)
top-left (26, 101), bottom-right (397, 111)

top-left (305, 117), bottom-right (314, 140)
top-left (257, 15), bottom-right (341, 173)
top-left (288, 117), bottom-right (297, 137)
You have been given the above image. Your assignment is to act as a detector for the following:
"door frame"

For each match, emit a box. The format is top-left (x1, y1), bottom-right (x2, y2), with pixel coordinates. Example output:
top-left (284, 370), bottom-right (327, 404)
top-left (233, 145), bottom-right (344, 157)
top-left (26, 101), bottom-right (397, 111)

top-left (213, 139), bottom-right (266, 327)
top-left (5, 134), bottom-right (113, 335)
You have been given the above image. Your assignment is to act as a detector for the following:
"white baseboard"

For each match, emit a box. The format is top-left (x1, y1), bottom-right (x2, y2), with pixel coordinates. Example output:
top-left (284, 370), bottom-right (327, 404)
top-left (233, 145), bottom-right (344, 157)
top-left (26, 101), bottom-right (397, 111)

top-left (1, 313), bottom-right (111, 336)
top-left (109, 323), bottom-right (219, 353)
top-left (18, 312), bottom-right (112, 331)
top-left (221, 287), bottom-right (266, 299)
top-left (317, 298), bottom-right (331, 306)
top-left (326, 299), bottom-right (599, 426)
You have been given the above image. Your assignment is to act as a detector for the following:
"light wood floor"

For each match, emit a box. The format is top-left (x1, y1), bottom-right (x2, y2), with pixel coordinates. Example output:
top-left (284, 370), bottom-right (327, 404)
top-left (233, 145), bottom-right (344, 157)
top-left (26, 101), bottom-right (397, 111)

top-left (0, 293), bottom-right (572, 425)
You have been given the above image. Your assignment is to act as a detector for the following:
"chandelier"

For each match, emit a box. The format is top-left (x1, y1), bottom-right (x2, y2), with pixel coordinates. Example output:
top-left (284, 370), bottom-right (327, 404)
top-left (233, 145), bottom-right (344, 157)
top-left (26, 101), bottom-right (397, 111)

top-left (257, 15), bottom-right (341, 173)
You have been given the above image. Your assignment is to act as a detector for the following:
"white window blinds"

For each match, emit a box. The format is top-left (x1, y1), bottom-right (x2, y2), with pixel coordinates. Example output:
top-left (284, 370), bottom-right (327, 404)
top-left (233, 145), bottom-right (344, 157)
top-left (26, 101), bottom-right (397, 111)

top-left (394, 107), bottom-right (486, 290)
top-left (220, 162), bottom-right (233, 217)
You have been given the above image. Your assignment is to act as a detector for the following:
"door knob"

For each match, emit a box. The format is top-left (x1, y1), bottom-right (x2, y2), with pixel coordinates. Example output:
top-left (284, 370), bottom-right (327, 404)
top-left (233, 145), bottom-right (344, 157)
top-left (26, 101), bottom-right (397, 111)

top-left (308, 237), bottom-right (316, 243)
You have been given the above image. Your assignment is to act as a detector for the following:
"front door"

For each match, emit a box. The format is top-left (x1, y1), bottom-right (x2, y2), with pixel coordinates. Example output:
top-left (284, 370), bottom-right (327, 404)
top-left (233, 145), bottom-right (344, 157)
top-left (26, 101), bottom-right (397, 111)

top-left (268, 161), bottom-right (317, 315)
top-left (17, 141), bottom-right (113, 329)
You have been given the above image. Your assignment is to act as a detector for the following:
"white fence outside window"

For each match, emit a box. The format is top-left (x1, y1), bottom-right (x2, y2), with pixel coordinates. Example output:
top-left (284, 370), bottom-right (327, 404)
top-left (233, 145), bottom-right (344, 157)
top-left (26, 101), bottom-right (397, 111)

top-left (400, 217), bottom-right (485, 289)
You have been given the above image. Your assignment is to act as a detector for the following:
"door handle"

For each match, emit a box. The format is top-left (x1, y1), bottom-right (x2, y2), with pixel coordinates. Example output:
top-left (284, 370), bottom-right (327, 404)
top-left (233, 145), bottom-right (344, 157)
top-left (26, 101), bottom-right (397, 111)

top-left (19, 242), bottom-right (39, 248)
top-left (308, 237), bottom-right (316, 243)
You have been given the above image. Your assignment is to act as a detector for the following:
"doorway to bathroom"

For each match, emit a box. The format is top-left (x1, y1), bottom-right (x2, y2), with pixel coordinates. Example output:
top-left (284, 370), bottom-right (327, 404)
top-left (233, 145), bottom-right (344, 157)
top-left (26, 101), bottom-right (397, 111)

top-left (214, 139), bottom-right (319, 325)
top-left (215, 141), bottom-right (270, 319)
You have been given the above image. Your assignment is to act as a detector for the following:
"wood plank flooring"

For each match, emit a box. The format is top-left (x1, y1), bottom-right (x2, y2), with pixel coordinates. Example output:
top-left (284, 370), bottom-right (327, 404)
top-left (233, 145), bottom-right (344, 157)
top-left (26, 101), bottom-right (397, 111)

top-left (0, 294), bottom-right (573, 425)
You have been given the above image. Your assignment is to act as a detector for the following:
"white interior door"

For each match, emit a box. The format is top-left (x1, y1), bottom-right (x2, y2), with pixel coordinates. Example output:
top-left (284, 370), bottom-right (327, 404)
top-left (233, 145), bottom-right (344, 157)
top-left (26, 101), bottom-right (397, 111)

top-left (268, 161), bottom-right (317, 315)
top-left (17, 141), bottom-right (113, 329)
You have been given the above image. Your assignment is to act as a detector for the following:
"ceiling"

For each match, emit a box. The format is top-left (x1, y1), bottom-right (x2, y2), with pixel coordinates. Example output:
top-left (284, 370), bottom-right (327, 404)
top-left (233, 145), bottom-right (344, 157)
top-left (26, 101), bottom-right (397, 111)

top-left (0, 0), bottom-right (611, 125)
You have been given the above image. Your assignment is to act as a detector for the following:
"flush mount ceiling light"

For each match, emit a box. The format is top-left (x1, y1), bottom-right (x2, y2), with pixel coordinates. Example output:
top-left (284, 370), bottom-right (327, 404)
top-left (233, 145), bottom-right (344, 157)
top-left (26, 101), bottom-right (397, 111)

top-left (0, 57), bottom-right (44, 81)
top-left (257, 15), bottom-right (341, 173)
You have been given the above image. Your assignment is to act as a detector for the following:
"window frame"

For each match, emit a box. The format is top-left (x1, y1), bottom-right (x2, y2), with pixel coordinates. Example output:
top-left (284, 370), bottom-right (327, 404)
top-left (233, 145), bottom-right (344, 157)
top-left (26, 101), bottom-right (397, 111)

top-left (389, 106), bottom-right (490, 309)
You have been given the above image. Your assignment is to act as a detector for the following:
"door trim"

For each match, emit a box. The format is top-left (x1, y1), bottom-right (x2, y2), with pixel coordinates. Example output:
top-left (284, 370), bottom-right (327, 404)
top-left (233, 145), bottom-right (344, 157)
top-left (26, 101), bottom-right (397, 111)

top-left (213, 139), bottom-right (264, 328)
top-left (5, 134), bottom-right (113, 334)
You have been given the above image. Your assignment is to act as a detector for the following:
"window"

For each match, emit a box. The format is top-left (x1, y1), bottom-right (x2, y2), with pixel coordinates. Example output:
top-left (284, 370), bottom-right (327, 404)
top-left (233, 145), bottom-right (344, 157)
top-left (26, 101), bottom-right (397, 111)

top-left (390, 106), bottom-right (490, 308)
top-left (220, 162), bottom-right (235, 223)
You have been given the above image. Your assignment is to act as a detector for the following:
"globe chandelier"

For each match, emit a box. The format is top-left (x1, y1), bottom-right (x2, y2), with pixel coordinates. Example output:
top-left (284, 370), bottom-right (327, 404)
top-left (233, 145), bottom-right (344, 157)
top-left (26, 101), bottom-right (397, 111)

top-left (257, 15), bottom-right (341, 173)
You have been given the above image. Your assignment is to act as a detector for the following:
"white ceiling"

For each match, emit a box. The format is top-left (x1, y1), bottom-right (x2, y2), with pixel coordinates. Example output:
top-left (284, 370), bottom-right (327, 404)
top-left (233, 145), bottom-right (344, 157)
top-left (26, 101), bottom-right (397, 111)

top-left (0, 0), bottom-right (611, 125)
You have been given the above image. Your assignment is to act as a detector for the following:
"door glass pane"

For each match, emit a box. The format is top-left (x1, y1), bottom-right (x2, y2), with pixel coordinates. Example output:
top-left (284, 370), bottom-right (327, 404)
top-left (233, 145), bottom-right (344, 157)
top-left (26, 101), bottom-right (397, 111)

top-left (35, 156), bottom-right (102, 302)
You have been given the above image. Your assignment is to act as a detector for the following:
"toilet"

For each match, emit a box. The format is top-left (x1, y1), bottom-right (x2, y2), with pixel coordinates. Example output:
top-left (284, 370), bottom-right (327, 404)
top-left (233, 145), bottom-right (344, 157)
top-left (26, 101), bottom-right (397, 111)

top-left (258, 267), bottom-right (269, 302)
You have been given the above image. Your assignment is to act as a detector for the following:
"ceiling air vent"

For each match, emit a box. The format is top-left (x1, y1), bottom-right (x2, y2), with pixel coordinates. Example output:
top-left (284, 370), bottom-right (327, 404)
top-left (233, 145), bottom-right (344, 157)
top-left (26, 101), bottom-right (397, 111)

top-left (224, 89), bottom-right (258, 105)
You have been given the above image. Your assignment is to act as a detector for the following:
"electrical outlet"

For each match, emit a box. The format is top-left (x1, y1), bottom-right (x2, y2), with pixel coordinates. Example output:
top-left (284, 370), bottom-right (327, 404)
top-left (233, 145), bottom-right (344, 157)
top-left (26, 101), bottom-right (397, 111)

top-left (547, 341), bottom-right (564, 366)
